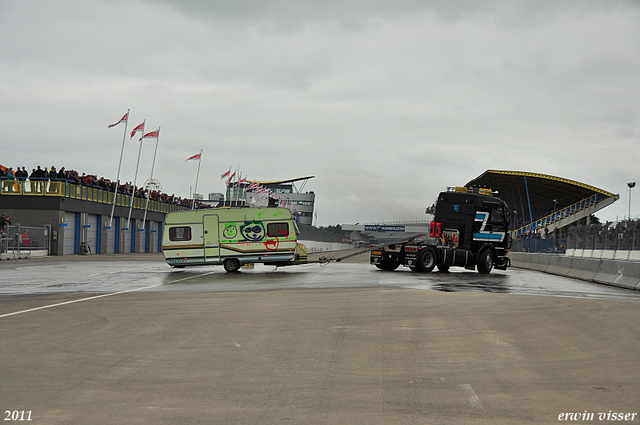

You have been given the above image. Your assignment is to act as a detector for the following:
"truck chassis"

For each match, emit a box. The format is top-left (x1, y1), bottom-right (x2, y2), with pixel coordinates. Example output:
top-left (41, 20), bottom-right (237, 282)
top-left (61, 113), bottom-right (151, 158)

top-left (371, 240), bottom-right (510, 274)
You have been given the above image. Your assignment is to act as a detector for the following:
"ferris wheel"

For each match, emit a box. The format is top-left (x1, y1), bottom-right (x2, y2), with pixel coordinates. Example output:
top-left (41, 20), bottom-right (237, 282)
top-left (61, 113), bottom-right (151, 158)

top-left (143, 178), bottom-right (162, 193)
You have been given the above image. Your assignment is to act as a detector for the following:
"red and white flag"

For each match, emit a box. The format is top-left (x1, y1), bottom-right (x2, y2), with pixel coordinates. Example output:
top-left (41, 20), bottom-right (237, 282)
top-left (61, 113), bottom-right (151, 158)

top-left (108, 112), bottom-right (129, 128)
top-left (226, 171), bottom-right (236, 185)
top-left (186, 153), bottom-right (201, 161)
top-left (247, 182), bottom-right (259, 190)
top-left (235, 177), bottom-right (247, 187)
top-left (221, 170), bottom-right (231, 179)
top-left (130, 122), bottom-right (145, 139)
top-left (140, 129), bottom-right (160, 140)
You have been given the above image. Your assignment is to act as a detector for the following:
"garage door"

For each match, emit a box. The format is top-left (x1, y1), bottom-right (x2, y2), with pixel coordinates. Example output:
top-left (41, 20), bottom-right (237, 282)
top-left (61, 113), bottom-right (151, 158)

top-left (84, 214), bottom-right (98, 254)
top-left (63, 212), bottom-right (77, 255)
top-left (148, 221), bottom-right (158, 253)
top-left (106, 219), bottom-right (116, 254)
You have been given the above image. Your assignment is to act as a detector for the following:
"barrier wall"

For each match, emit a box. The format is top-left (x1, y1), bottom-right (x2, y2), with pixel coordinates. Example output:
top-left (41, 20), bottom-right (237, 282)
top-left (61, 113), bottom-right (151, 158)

top-left (509, 252), bottom-right (640, 291)
top-left (566, 249), bottom-right (640, 262)
top-left (299, 240), bottom-right (354, 253)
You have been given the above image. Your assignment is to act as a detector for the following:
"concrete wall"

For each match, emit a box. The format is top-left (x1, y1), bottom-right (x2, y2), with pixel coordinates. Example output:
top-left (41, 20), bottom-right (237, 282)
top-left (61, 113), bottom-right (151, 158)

top-left (299, 240), bottom-right (354, 253)
top-left (566, 249), bottom-right (640, 262)
top-left (510, 252), bottom-right (640, 291)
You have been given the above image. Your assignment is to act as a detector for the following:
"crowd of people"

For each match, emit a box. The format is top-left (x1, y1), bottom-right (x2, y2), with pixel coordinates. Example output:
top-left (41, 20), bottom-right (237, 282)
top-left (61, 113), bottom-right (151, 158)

top-left (0, 164), bottom-right (210, 209)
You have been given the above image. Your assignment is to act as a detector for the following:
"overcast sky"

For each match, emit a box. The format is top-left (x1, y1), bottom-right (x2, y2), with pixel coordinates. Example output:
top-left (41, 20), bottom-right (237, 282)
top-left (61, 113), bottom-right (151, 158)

top-left (1, 0), bottom-right (639, 225)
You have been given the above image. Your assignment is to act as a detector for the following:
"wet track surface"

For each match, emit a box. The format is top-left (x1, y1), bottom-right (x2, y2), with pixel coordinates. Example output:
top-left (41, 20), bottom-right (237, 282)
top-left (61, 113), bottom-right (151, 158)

top-left (2, 254), bottom-right (640, 424)
top-left (1, 254), bottom-right (639, 302)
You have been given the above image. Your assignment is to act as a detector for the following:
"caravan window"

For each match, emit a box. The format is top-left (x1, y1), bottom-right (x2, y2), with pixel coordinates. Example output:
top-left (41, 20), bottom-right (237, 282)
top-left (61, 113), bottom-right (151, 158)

top-left (169, 226), bottom-right (192, 241)
top-left (267, 222), bottom-right (289, 237)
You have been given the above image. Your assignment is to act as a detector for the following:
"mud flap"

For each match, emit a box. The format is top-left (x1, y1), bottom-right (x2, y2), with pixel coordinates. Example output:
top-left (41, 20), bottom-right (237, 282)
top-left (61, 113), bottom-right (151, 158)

top-left (494, 256), bottom-right (511, 271)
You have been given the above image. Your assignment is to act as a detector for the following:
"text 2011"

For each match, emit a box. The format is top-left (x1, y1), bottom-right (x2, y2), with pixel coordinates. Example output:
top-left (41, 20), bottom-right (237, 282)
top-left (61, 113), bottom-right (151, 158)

top-left (4, 411), bottom-right (32, 421)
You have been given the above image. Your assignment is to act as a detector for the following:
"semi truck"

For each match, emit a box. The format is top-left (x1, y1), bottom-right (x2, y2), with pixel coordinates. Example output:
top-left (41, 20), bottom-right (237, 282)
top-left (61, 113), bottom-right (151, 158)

top-left (370, 187), bottom-right (511, 274)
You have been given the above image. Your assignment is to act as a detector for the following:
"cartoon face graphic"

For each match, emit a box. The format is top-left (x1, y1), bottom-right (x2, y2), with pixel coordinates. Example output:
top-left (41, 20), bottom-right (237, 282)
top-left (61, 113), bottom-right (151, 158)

top-left (222, 224), bottom-right (238, 240)
top-left (240, 222), bottom-right (265, 241)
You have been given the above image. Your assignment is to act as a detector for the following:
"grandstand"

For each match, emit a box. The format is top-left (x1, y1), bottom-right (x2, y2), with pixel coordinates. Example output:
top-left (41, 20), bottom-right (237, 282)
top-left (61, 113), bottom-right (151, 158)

top-left (466, 170), bottom-right (620, 237)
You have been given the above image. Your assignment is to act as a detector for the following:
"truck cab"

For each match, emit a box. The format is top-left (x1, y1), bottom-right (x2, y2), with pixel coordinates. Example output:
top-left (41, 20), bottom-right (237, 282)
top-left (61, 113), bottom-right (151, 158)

top-left (371, 187), bottom-right (511, 274)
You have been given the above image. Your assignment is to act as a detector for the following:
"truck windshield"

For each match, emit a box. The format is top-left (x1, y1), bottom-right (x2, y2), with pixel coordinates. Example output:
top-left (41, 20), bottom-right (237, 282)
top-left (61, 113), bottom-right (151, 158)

top-left (491, 206), bottom-right (505, 224)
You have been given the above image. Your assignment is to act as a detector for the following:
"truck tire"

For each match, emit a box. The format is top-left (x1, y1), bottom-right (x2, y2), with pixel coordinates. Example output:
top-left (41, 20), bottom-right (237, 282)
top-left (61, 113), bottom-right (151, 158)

top-left (477, 249), bottom-right (493, 274)
top-left (223, 258), bottom-right (241, 273)
top-left (437, 264), bottom-right (450, 272)
top-left (376, 261), bottom-right (400, 271)
top-left (417, 247), bottom-right (436, 273)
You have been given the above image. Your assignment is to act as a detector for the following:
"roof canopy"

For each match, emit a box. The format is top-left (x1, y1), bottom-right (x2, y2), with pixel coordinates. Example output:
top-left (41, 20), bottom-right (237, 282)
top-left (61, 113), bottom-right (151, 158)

top-left (465, 170), bottom-right (617, 213)
top-left (247, 176), bottom-right (315, 185)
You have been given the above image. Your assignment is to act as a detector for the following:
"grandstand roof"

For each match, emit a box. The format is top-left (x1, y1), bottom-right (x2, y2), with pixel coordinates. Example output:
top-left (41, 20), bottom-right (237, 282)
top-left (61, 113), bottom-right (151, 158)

top-left (465, 170), bottom-right (617, 213)
top-left (247, 176), bottom-right (315, 185)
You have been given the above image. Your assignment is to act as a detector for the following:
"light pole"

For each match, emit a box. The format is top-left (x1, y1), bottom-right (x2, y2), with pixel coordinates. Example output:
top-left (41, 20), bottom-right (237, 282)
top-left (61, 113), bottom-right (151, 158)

top-left (553, 199), bottom-right (558, 249)
top-left (628, 182), bottom-right (636, 220)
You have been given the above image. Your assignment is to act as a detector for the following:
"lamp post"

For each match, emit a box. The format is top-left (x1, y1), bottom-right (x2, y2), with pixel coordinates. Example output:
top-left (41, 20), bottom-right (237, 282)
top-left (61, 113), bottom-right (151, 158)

top-left (628, 182), bottom-right (636, 220)
top-left (553, 199), bottom-right (558, 249)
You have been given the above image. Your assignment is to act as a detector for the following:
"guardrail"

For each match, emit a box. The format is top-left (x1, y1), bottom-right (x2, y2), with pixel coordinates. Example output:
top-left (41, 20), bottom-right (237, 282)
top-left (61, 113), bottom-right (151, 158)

top-left (1, 179), bottom-right (188, 214)
top-left (509, 252), bottom-right (640, 291)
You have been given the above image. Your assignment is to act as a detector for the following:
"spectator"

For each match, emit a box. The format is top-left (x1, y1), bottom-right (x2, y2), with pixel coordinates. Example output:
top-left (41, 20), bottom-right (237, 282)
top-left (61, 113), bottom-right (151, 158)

top-left (48, 166), bottom-right (59, 193)
top-left (3, 167), bottom-right (15, 192)
top-left (32, 166), bottom-right (45, 192)
top-left (0, 214), bottom-right (11, 232)
top-left (21, 230), bottom-right (30, 247)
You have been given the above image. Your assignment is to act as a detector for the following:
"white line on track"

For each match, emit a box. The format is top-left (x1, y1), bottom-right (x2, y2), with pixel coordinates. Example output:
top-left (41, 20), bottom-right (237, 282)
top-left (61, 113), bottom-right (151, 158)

top-left (461, 384), bottom-right (483, 408)
top-left (0, 271), bottom-right (216, 319)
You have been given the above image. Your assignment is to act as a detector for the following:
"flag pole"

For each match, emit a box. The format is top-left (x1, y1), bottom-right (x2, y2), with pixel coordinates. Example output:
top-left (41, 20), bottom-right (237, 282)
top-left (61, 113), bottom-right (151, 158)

top-left (126, 133), bottom-right (145, 229)
top-left (108, 109), bottom-right (129, 229)
top-left (235, 169), bottom-right (241, 206)
top-left (142, 126), bottom-right (160, 229)
top-left (192, 149), bottom-right (203, 210)
top-left (234, 171), bottom-right (241, 206)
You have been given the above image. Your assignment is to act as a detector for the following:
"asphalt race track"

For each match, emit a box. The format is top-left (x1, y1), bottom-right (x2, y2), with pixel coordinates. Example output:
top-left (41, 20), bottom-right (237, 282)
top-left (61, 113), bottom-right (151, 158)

top-left (1, 252), bottom-right (639, 424)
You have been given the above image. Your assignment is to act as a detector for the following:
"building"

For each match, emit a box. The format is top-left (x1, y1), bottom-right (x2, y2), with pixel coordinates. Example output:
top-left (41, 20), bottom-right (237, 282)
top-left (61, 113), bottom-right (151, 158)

top-left (225, 176), bottom-right (316, 225)
top-left (1, 178), bottom-right (187, 256)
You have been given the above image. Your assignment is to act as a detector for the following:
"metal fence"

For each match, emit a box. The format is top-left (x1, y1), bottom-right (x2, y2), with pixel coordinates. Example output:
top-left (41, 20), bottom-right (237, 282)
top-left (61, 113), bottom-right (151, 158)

top-left (0, 224), bottom-right (50, 255)
top-left (511, 234), bottom-right (567, 254)
top-left (566, 220), bottom-right (640, 252)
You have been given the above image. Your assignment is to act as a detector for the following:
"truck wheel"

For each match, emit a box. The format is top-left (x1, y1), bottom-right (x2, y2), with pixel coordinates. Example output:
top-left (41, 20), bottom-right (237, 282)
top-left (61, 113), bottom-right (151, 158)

top-left (376, 261), bottom-right (399, 271)
top-left (417, 247), bottom-right (436, 273)
top-left (437, 264), bottom-right (450, 272)
top-left (477, 249), bottom-right (493, 274)
top-left (224, 258), bottom-right (241, 273)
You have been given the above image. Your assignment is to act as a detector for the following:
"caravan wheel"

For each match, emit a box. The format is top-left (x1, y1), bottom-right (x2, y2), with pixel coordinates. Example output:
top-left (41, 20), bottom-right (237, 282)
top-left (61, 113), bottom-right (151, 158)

top-left (223, 258), bottom-right (241, 273)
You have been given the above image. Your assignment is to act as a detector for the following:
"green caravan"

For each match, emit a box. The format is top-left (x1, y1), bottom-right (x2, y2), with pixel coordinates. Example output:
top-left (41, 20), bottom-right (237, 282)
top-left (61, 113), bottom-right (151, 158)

top-left (162, 207), bottom-right (307, 272)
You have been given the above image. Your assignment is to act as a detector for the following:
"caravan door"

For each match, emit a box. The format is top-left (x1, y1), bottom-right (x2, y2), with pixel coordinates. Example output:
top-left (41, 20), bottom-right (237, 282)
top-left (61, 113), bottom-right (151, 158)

top-left (203, 215), bottom-right (220, 263)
